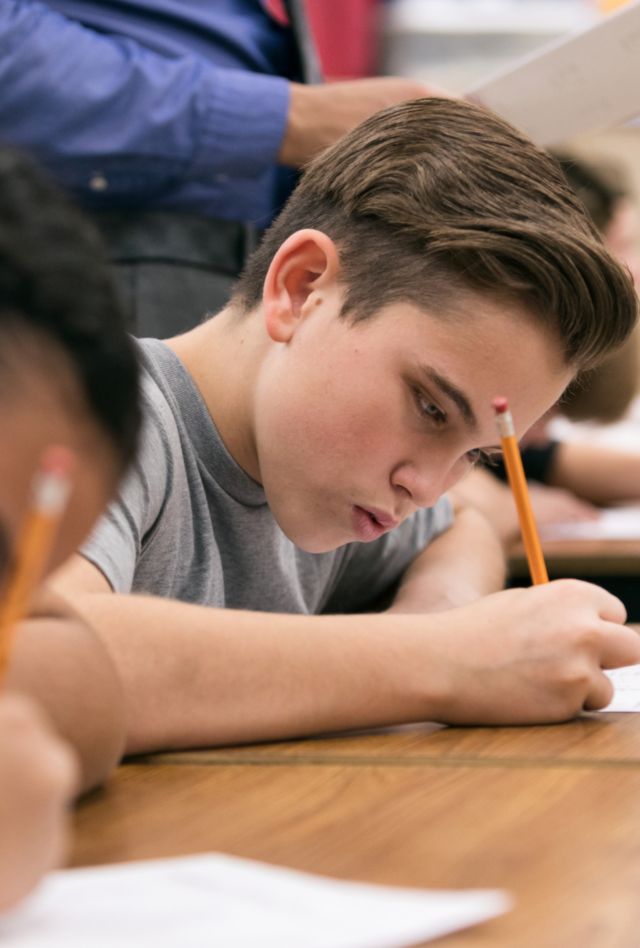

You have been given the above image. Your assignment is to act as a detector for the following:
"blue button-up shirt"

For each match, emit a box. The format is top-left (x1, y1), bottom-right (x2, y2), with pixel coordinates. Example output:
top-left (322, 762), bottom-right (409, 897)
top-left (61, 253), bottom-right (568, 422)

top-left (0, 0), bottom-right (300, 223)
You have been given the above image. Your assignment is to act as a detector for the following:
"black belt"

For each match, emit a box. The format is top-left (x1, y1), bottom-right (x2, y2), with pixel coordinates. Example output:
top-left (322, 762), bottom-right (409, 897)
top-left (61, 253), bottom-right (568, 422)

top-left (92, 210), bottom-right (264, 276)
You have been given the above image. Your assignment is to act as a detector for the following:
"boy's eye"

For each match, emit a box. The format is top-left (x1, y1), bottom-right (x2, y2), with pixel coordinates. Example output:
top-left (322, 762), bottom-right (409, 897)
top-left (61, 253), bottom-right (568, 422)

top-left (414, 389), bottom-right (446, 425)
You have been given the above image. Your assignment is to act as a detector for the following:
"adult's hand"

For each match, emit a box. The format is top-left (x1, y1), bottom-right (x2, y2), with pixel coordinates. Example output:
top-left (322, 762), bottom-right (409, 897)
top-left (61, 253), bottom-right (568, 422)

top-left (279, 76), bottom-right (455, 167)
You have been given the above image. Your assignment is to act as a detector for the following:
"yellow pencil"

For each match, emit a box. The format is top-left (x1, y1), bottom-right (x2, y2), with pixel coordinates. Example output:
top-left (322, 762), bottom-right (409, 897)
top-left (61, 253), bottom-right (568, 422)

top-left (493, 396), bottom-right (549, 585)
top-left (0, 446), bottom-right (74, 681)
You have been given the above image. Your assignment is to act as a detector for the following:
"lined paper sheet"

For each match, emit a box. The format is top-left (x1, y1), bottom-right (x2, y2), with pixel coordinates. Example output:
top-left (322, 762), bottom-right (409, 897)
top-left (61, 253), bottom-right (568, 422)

top-left (0, 853), bottom-right (511, 948)
top-left (468, 0), bottom-right (640, 145)
top-left (539, 507), bottom-right (640, 542)
top-left (604, 666), bottom-right (640, 712)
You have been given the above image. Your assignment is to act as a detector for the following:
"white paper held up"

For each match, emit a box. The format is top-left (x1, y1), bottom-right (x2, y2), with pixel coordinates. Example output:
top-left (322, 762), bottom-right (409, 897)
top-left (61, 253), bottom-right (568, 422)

top-left (468, 0), bottom-right (640, 146)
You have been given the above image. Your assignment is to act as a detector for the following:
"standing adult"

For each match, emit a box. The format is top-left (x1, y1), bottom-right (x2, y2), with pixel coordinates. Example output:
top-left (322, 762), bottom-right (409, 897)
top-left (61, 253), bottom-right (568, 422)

top-left (0, 0), bottom-right (436, 335)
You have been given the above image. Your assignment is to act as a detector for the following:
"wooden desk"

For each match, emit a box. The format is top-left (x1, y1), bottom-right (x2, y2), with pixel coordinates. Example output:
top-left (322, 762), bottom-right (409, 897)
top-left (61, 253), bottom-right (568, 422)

top-left (142, 712), bottom-right (640, 767)
top-left (509, 539), bottom-right (640, 621)
top-left (509, 538), bottom-right (640, 578)
top-left (71, 716), bottom-right (640, 946)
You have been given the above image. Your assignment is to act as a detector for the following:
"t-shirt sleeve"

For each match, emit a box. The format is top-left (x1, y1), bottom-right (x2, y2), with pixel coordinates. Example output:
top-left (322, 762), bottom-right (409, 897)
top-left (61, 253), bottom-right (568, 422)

top-left (80, 384), bottom-right (172, 592)
top-left (322, 496), bottom-right (454, 613)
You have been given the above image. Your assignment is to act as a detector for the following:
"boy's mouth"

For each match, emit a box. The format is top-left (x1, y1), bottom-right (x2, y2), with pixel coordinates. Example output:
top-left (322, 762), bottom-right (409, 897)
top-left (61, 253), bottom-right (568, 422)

top-left (352, 505), bottom-right (398, 542)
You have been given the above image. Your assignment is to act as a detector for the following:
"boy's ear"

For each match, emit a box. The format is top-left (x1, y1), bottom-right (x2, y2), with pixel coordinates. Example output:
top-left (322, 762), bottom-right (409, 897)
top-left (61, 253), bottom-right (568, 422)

top-left (262, 229), bottom-right (340, 343)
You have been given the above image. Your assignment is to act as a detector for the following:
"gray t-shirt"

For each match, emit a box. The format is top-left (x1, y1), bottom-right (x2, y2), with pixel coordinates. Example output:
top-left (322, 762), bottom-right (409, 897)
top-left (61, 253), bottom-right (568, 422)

top-left (82, 339), bottom-right (454, 614)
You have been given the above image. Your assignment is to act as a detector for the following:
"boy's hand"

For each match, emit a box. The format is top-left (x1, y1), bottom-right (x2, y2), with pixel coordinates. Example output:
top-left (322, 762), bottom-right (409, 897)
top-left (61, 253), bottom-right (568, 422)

top-left (432, 579), bottom-right (640, 724)
top-left (0, 695), bottom-right (79, 912)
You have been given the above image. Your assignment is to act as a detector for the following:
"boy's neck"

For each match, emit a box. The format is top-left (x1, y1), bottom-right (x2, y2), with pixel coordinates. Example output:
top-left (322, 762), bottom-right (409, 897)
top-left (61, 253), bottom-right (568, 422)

top-left (165, 305), bottom-right (264, 483)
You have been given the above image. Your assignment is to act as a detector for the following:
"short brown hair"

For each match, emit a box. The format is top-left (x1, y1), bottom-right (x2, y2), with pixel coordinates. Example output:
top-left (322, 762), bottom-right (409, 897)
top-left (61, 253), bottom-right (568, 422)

top-left (235, 98), bottom-right (637, 370)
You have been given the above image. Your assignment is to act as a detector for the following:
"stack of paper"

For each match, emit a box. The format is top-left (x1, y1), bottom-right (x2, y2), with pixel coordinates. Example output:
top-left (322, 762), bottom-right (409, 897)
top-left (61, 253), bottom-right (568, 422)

top-left (539, 507), bottom-right (640, 542)
top-left (604, 666), bottom-right (640, 712)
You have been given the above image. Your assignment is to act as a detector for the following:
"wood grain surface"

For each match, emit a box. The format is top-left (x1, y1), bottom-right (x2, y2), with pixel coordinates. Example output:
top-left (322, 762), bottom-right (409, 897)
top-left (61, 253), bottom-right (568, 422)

top-left (71, 712), bottom-right (640, 946)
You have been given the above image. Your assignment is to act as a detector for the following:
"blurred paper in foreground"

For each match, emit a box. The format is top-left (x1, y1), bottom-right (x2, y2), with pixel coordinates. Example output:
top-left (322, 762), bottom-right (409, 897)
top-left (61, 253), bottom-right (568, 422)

top-left (0, 853), bottom-right (511, 948)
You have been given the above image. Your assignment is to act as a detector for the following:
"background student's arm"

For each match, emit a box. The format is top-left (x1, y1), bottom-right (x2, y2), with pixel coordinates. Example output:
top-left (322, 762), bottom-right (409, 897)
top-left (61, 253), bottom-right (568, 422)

top-left (0, 695), bottom-right (77, 913)
top-left (51, 555), bottom-right (640, 753)
top-left (547, 440), bottom-right (640, 505)
top-left (388, 501), bottom-right (506, 613)
top-left (4, 587), bottom-right (126, 793)
top-left (449, 466), bottom-right (598, 544)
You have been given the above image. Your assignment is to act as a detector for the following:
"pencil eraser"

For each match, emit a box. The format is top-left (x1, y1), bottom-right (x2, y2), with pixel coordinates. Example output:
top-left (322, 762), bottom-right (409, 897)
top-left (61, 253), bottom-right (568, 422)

top-left (40, 445), bottom-right (75, 478)
top-left (492, 396), bottom-right (509, 415)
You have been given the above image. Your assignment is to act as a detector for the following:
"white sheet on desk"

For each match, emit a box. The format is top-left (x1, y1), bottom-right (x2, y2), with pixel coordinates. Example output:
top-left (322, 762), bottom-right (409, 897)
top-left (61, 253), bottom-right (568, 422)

top-left (539, 507), bottom-right (640, 541)
top-left (0, 853), bottom-right (511, 948)
top-left (603, 665), bottom-right (640, 712)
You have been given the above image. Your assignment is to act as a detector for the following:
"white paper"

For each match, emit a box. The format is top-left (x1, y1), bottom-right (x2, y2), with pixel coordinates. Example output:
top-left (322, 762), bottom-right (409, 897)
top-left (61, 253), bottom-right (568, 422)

top-left (603, 665), bottom-right (640, 712)
top-left (539, 507), bottom-right (640, 542)
top-left (468, 0), bottom-right (640, 145)
top-left (548, 397), bottom-right (640, 451)
top-left (0, 853), bottom-right (511, 948)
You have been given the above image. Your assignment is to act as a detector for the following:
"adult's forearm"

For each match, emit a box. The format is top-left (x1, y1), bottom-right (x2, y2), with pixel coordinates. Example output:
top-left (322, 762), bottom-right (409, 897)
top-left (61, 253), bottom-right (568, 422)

top-left (279, 77), bottom-right (451, 167)
top-left (0, 1), bottom-right (287, 196)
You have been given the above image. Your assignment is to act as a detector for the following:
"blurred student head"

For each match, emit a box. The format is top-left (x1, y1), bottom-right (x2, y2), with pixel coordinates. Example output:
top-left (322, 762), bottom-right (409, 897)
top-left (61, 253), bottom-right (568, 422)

top-left (0, 148), bottom-right (141, 579)
top-left (554, 152), bottom-right (640, 423)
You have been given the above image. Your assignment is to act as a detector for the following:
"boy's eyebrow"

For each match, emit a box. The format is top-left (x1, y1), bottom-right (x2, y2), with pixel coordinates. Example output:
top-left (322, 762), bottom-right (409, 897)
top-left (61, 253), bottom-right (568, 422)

top-left (418, 365), bottom-right (478, 431)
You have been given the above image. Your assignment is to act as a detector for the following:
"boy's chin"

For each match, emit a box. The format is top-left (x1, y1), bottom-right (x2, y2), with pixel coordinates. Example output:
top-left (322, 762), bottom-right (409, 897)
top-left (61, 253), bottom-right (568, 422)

top-left (278, 520), bottom-right (346, 555)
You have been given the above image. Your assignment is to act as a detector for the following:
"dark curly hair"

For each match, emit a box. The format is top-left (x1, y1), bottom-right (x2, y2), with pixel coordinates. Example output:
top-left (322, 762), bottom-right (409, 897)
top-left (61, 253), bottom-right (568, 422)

top-left (0, 147), bottom-right (140, 472)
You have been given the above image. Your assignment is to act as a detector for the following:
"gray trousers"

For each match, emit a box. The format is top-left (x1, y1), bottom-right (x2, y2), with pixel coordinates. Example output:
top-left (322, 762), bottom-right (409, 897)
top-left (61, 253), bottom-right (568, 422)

top-left (93, 211), bottom-right (263, 338)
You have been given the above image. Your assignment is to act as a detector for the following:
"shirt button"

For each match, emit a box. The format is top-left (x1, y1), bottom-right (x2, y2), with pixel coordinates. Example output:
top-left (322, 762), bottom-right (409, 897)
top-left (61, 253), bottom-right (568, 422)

top-left (89, 173), bottom-right (109, 191)
top-left (215, 173), bottom-right (229, 184)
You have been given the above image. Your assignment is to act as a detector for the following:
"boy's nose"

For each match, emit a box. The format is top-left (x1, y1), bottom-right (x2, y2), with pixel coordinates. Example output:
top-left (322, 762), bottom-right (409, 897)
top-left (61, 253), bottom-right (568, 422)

top-left (391, 460), bottom-right (455, 510)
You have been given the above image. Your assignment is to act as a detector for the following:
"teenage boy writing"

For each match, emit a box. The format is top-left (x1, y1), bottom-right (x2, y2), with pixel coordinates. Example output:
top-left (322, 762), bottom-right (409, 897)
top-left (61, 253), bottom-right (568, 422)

top-left (0, 148), bottom-right (141, 908)
top-left (54, 99), bottom-right (640, 756)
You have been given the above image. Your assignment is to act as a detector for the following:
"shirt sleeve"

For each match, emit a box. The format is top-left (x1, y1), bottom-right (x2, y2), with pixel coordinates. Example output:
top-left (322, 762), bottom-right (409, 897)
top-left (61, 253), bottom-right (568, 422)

top-left (80, 383), bottom-right (172, 592)
top-left (0, 0), bottom-right (290, 201)
top-left (322, 496), bottom-right (454, 614)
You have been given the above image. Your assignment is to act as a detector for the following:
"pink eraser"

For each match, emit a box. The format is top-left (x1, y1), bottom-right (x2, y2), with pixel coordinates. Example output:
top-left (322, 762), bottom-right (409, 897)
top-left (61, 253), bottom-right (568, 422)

top-left (492, 396), bottom-right (509, 414)
top-left (40, 445), bottom-right (75, 478)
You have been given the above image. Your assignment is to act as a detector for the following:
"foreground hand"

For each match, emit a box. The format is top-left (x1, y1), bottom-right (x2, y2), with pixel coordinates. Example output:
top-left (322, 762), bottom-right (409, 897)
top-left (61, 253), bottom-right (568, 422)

top-left (0, 696), bottom-right (78, 912)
